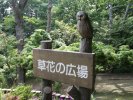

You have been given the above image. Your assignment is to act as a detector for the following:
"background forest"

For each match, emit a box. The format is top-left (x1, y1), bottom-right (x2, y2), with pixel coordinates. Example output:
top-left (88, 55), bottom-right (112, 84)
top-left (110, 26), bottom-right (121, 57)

top-left (0, 0), bottom-right (133, 90)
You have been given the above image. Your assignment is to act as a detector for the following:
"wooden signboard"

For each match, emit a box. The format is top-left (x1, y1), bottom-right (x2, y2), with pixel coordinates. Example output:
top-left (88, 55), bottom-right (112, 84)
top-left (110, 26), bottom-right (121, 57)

top-left (33, 49), bottom-right (95, 89)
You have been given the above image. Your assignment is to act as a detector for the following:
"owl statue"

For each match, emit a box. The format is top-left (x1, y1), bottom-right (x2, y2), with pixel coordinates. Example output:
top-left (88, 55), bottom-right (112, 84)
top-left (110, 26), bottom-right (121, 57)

top-left (76, 11), bottom-right (93, 39)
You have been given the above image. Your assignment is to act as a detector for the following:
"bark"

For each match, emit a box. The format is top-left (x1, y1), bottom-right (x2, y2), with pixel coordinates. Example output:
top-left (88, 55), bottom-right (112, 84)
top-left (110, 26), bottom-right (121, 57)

top-left (108, 3), bottom-right (113, 29)
top-left (17, 67), bottom-right (26, 84)
top-left (46, 0), bottom-right (52, 33)
top-left (11, 0), bottom-right (28, 84)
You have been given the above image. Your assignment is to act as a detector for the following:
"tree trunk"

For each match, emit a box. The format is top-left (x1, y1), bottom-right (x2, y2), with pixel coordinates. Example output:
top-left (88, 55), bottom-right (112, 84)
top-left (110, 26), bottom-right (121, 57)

top-left (14, 10), bottom-right (24, 53)
top-left (46, 0), bottom-right (52, 33)
top-left (14, 8), bottom-right (25, 84)
top-left (11, 0), bottom-right (28, 84)
top-left (17, 67), bottom-right (26, 84)
top-left (108, 3), bottom-right (113, 30)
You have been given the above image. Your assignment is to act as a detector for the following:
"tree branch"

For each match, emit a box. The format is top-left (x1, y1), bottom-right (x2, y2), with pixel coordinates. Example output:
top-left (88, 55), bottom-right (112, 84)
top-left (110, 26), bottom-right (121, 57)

top-left (123, 3), bottom-right (131, 20)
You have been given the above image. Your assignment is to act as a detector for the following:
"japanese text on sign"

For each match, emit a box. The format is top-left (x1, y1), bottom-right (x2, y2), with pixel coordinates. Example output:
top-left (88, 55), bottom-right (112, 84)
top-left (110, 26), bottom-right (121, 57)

top-left (37, 59), bottom-right (88, 79)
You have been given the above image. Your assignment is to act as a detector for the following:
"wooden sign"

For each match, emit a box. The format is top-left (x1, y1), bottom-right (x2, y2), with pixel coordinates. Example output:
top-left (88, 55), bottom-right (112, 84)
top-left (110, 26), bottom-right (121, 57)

top-left (33, 49), bottom-right (95, 89)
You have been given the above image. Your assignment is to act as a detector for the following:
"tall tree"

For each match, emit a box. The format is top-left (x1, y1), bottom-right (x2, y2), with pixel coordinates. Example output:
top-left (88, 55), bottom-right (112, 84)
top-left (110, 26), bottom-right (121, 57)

top-left (108, 3), bottom-right (113, 30)
top-left (11, 0), bottom-right (28, 84)
top-left (46, 0), bottom-right (52, 32)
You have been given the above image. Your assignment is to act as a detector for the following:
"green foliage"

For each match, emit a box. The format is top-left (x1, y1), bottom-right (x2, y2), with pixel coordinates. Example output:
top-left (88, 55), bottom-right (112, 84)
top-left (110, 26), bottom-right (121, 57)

top-left (11, 85), bottom-right (33, 100)
top-left (23, 16), bottom-right (45, 36)
top-left (50, 20), bottom-right (79, 48)
top-left (11, 29), bottom-right (52, 78)
top-left (0, 54), bottom-right (6, 67)
top-left (110, 16), bottom-right (133, 48)
top-left (0, 0), bottom-right (133, 89)
top-left (2, 15), bottom-right (45, 37)
top-left (91, 94), bottom-right (96, 100)
top-left (93, 42), bottom-right (117, 72)
top-left (0, 89), bottom-right (4, 99)
top-left (0, 32), bottom-right (17, 87)
top-left (53, 82), bottom-right (62, 93)
top-left (52, 0), bottom-right (78, 23)
top-left (17, 29), bottom-right (51, 65)
top-left (25, 0), bottom-right (48, 19)
top-left (52, 39), bottom-right (66, 49)
top-left (3, 16), bottom-right (15, 35)
top-left (114, 45), bottom-right (133, 73)
top-left (57, 42), bottom-right (79, 51)
top-left (24, 16), bottom-right (43, 26)
top-left (2, 66), bottom-right (16, 87)
top-left (52, 0), bottom-right (133, 50)
top-left (58, 42), bottom-right (133, 73)
top-left (28, 29), bottom-right (51, 46)
top-left (0, 32), bottom-right (17, 55)
top-left (93, 42), bottom-right (133, 73)
top-left (0, 32), bottom-right (17, 66)
top-left (0, 72), bottom-right (7, 87)
top-left (2, 28), bottom-right (56, 81)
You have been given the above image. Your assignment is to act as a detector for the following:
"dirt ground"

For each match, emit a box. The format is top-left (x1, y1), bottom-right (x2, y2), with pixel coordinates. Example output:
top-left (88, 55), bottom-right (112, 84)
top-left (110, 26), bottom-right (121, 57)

top-left (95, 74), bottom-right (133, 94)
top-left (94, 74), bottom-right (133, 100)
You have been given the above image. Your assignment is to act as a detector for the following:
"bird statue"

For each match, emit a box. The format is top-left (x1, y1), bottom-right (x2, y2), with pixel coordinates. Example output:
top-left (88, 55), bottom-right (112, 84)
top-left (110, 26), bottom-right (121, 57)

top-left (76, 11), bottom-right (93, 39)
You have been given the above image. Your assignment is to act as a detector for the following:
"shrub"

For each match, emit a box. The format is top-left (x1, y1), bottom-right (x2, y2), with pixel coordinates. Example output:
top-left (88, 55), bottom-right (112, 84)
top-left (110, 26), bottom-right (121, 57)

top-left (57, 42), bottom-right (133, 73)
top-left (11, 85), bottom-right (33, 100)
top-left (113, 45), bottom-right (133, 73)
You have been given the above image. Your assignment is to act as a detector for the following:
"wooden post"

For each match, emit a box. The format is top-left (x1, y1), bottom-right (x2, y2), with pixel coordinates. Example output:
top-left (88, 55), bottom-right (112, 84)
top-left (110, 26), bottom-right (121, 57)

top-left (41, 41), bottom-right (52, 100)
top-left (67, 38), bottom-right (94, 100)
top-left (79, 38), bottom-right (93, 100)
top-left (67, 85), bottom-right (80, 100)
